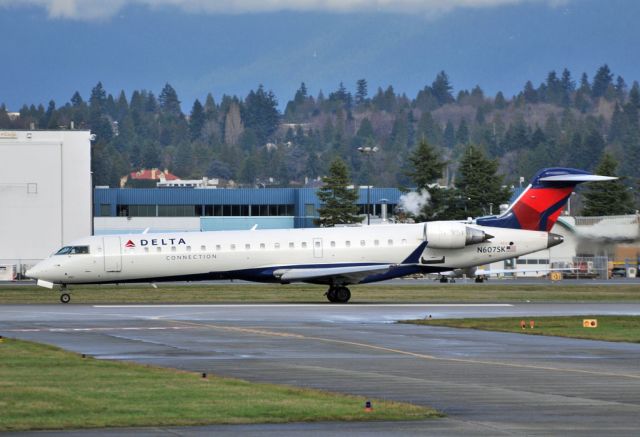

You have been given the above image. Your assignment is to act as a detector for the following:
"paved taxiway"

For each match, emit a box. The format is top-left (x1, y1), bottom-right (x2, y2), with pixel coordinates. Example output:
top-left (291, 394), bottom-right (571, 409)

top-left (2, 303), bottom-right (640, 435)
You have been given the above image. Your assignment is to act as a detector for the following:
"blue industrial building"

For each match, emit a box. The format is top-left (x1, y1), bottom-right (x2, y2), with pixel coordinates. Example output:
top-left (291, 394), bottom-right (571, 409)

top-left (94, 187), bottom-right (402, 230)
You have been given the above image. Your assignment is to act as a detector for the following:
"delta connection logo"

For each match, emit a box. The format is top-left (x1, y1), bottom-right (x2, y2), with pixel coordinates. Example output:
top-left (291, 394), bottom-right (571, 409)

top-left (124, 238), bottom-right (187, 248)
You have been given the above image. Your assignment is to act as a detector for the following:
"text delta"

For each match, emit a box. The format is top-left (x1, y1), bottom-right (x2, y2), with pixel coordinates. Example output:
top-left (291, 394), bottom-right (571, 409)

top-left (140, 238), bottom-right (187, 246)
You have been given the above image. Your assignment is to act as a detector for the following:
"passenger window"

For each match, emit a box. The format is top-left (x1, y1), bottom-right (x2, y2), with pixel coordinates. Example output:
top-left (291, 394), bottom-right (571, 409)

top-left (216, 244), bottom-right (221, 251)
top-left (230, 244), bottom-right (236, 250)
top-left (260, 243), bottom-right (266, 249)
top-left (144, 247), bottom-right (149, 253)
top-left (289, 242), bottom-right (294, 248)
top-left (201, 245), bottom-right (206, 251)
top-left (374, 240), bottom-right (379, 246)
top-left (274, 243), bottom-right (280, 249)
top-left (315, 241), bottom-right (321, 248)
top-left (245, 244), bottom-right (251, 250)
top-left (401, 239), bottom-right (407, 245)
top-left (156, 247), bottom-right (162, 252)
top-left (301, 242), bottom-right (307, 249)
top-left (186, 246), bottom-right (191, 252)
top-left (388, 239), bottom-right (393, 246)
top-left (171, 246), bottom-right (176, 252)
top-left (330, 241), bottom-right (335, 247)
top-left (346, 241), bottom-right (351, 247)
top-left (360, 240), bottom-right (365, 247)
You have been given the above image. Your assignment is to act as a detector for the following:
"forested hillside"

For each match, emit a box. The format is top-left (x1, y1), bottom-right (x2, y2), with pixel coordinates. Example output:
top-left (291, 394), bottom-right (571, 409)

top-left (1, 65), bottom-right (638, 192)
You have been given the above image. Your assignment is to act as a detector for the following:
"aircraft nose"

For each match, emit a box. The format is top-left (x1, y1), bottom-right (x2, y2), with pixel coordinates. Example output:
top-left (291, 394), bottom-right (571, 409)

top-left (25, 263), bottom-right (45, 279)
top-left (25, 266), bottom-right (38, 279)
top-left (547, 233), bottom-right (564, 248)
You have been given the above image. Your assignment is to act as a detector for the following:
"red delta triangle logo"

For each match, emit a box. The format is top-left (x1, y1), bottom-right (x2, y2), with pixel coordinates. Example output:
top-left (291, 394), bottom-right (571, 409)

top-left (125, 240), bottom-right (136, 248)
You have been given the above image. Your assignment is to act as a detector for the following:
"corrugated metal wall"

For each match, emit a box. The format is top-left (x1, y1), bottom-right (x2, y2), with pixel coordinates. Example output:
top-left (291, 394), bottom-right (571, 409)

top-left (94, 187), bottom-right (403, 228)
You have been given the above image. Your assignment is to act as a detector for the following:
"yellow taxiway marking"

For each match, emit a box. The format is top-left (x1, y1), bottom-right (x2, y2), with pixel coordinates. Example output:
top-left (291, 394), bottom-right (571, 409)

top-left (168, 319), bottom-right (640, 381)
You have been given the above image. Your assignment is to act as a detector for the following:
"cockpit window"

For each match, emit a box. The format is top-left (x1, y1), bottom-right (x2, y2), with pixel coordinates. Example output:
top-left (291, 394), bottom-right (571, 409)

top-left (71, 246), bottom-right (90, 254)
top-left (55, 246), bottom-right (90, 255)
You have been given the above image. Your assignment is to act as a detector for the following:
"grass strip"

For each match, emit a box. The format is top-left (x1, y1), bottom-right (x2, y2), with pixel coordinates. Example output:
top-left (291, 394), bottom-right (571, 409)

top-left (0, 338), bottom-right (440, 431)
top-left (401, 315), bottom-right (640, 343)
top-left (0, 283), bottom-right (639, 304)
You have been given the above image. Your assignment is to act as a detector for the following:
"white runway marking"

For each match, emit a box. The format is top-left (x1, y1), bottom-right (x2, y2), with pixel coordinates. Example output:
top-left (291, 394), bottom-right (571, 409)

top-left (93, 304), bottom-right (514, 308)
top-left (4, 326), bottom-right (196, 333)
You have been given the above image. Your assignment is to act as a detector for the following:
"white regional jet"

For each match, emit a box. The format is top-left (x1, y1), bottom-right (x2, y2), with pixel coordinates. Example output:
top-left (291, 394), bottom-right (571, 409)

top-left (26, 167), bottom-right (613, 303)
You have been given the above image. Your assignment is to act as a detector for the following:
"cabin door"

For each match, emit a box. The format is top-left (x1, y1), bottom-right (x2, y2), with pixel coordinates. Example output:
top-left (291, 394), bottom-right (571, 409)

top-left (103, 237), bottom-right (122, 272)
top-left (312, 238), bottom-right (323, 258)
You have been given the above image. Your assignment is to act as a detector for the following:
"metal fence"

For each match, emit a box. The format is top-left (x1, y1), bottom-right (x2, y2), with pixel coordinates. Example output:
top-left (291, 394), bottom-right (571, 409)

top-left (0, 259), bottom-right (41, 280)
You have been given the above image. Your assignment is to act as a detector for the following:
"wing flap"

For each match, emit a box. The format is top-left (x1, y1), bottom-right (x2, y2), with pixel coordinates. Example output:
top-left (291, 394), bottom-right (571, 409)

top-left (274, 264), bottom-right (393, 284)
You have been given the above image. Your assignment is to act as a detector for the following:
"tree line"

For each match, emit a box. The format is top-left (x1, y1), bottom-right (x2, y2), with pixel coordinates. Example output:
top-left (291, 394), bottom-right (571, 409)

top-left (0, 64), bottom-right (638, 213)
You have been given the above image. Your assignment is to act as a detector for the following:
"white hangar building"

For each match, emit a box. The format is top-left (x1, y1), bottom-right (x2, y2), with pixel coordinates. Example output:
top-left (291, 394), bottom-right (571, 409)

top-left (0, 130), bottom-right (92, 278)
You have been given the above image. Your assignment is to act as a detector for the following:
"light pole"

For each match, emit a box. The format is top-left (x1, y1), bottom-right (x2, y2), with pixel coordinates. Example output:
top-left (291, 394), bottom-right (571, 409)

top-left (357, 146), bottom-right (378, 225)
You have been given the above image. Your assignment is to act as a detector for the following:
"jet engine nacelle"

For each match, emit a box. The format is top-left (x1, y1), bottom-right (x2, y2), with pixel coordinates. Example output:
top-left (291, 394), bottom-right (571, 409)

top-left (424, 222), bottom-right (492, 249)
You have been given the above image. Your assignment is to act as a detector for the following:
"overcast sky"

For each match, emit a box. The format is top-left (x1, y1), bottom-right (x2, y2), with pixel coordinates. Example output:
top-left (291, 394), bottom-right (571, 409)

top-left (1, 0), bottom-right (638, 111)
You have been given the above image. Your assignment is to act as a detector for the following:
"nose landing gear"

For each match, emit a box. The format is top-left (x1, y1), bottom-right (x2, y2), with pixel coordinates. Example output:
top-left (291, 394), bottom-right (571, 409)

top-left (326, 286), bottom-right (351, 303)
top-left (59, 285), bottom-right (70, 304)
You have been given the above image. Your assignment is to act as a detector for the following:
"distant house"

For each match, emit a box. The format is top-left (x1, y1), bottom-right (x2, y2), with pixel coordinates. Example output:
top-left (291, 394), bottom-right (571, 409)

top-left (120, 168), bottom-right (179, 188)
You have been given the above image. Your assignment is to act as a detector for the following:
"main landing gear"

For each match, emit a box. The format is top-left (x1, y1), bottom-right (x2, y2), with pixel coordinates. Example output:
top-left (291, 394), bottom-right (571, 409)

top-left (326, 286), bottom-right (351, 303)
top-left (60, 285), bottom-right (70, 304)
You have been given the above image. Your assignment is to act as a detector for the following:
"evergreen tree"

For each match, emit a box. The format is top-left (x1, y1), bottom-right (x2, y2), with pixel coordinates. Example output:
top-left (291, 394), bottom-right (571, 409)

top-left (456, 119), bottom-right (470, 145)
top-left (355, 79), bottom-right (368, 106)
top-left (609, 104), bottom-right (627, 143)
top-left (591, 64), bottom-right (613, 99)
top-left (89, 82), bottom-right (107, 111)
top-left (544, 70), bottom-right (562, 104)
top-left (523, 81), bottom-right (538, 103)
top-left (443, 120), bottom-right (455, 148)
top-left (404, 139), bottom-right (449, 220)
top-left (243, 85), bottom-right (279, 146)
top-left (204, 93), bottom-right (218, 120)
top-left (615, 75), bottom-right (627, 101)
top-left (405, 138), bottom-right (446, 188)
top-left (189, 99), bottom-right (205, 141)
top-left (159, 83), bottom-right (182, 116)
top-left (71, 91), bottom-right (85, 108)
top-left (451, 145), bottom-right (510, 219)
top-left (431, 71), bottom-right (454, 106)
top-left (316, 158), bottom-right (360, 226)
top-left (629, 82), bottom-right (640, 109)
top-left (582, 152), bottom-right (635, 216)
top-left (574, 73), bottom-right (592, 112)
top-left (560, 68), bottom-right (575, 106)
top-left (494, 91), bottom-right (507, 109)
top-left (415, 112), bottom-right (441, 146)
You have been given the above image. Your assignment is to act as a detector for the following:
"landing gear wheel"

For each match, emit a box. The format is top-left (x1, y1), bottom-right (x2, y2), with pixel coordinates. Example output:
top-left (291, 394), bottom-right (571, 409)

top-left (333, 286), bottom-right (351, 304)
top-left (439, 277), bottom-right (448, 283)
top-left (60, 293), bottom-right (71, 304)
top-left (475, 277), bottom-right (484, 283)
top-left (326, 288), bottom-right (337, 303)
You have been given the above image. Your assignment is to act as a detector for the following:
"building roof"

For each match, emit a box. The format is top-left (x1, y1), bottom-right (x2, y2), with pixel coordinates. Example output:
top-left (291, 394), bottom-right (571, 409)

top-left (130, 168), bottom-right (179, 181)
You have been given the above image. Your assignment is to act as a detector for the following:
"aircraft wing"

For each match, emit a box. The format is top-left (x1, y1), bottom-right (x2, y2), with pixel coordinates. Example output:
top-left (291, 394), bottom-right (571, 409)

top-left (274, 264), bottom-right (394, 284)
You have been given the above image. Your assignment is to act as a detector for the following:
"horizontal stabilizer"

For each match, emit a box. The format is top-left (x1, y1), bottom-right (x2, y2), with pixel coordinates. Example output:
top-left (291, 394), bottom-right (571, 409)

top-left (538, 174), bottom-right (616, 182)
